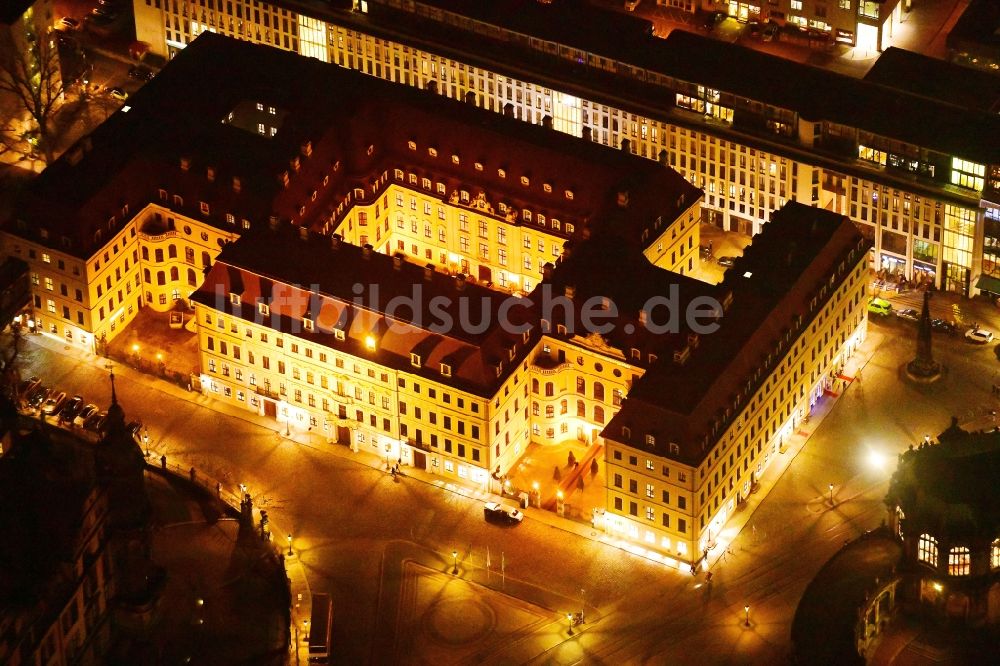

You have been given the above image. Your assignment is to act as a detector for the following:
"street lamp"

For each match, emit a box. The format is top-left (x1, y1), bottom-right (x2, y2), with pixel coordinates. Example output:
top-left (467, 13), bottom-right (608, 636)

top-left (567, 613), bottom-right (574, 636)
top-left (828, 483), bottom-right (834, 505)
top-left (744, 604), bottom-right (750, 626)
top-left (286, 533), bottom-right (293, 556)
top-left (451, 549), bottom-right (458, 574)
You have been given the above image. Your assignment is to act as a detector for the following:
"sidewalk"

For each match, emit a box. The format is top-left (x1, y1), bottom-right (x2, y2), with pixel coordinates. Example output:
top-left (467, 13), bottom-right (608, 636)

top-left (24, 324), bottom-right (882, 584)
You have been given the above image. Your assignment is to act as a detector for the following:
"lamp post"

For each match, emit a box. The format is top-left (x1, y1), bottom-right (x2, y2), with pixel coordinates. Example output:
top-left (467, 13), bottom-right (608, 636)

top-left (451, 549), bottom-right (458, 574)
top-left (744, 604), bottom-right (750, 627)
top-left (286, 533), bottom-right (293, 557)
top-left (142, 427), bottom-right (150, 457)
top-left (828, 483), bottom-right (834, 505)
top-left (567, 613), bottom-right (574, 636)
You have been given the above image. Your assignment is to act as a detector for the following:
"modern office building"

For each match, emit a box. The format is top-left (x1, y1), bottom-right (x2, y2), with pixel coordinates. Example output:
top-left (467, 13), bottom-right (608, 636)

top-left (664, 0), bottom-right (908, 51)
top-left (946, 0), bottom-right (1000, 74)
top-left (131, 0), bottom-right (1000, 299)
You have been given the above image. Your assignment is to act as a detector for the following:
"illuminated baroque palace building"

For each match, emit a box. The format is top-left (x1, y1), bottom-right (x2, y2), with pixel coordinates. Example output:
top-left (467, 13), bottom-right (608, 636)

top-left (2, 34), bottom-right (867, 567)
top-left (132, 0), bottom-right (1000, 298)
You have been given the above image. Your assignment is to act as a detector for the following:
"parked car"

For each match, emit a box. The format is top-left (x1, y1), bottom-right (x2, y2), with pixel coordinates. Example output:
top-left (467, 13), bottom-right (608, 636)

top-left (58, 17), bottom-right (80, 31)
top-left (128, 65), bottom-right (155, 82)
top-left (58, 395), bottom-right (85, 422)
top-left (90, 7), bottom-right (118, 20)
top-left (717, 256), bottom-right (737, 267)
top-left (894, 308), bottom-right (919, 322)
top-left (867, 298), bottom-right (892, 316)
top-left (16, 376), bottom-right (41, 399)
top-left (41, 391), bottom-right (68, 416)
top-left (84, 410), bottom-right (108, 433)
top-left (484, 501), bottom-right (524, 524)
top-left (27, 386), bottom-right (51, 410)
top-left (762, 23), bottom-right (779, 42)
top-left (702, 11), bottom-right (725, 31)
top-left (73, 404), bottom-right (99, 428)
top-left (108, 87), bottom-right (128, 101)
top-left (699, 244), bottom-right (713, 260)
top-left (931, 319), bottom-right (957, 335)
top-left (965, 327), bottom-right (994, 344)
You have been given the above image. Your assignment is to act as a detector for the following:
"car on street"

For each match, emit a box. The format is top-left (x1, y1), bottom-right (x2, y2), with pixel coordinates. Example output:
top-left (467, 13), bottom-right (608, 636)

top-left (762, 23), bottom-right (779, 42)
top-left (867, 298), bottom-right (892, 316)
top-left (717, 256), bottom-right (737, 267)
top-left (58, 17), bottom-right (80, 30)
top-left (16, 376), bottom-right (41, 399)
top-left (84, 410), bottom-right (108, 433)
top-left (41, 391), bottom-right (68, 416)
top-left (58, 395), bottom-right (85, 422)
top-left (73, 404), bottom-right (99, 428)
top-left (965, 327), bottom-right (994, 344)
top-left (108, 87), bottom-right (128, 101)
top-left (894, 308), bottom-right (919, 322)
top-left (931, 319), bottom-right (957, 335)
top-left (484, 501), bottom-right (524, 525)
top-left (27, 386), bottom-right (50, 410)
top-left (702, 11), bottom-right (725, 31)
top-left (128, 65), bottom-right (155, 81)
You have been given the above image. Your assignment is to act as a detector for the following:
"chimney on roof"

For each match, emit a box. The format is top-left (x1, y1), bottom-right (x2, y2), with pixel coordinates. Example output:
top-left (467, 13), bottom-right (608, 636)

top-left (620, 138), bottom-right (631, 153)
top-left (581, 127), bottom-right (592, 142)
top-left (564, 285), bottom-right (576, 299)
top-left (541, 115), bottom-right (553, 129)
top-left (503, 103), bottom-right (514, 118)
top-left (455, 274), bottom-right (466, 291)
top-left (542, 262), bottom-right (554, 281)
top-left (393, 254), bottom-right (403, 270)
top-left (362, 244), bottom-right (373, 259)
top-left (424, 264), bottom-right (434, 281)
top-left (301, 141), bottom-right (313, 157)
top-left (331, 234), bottom-right (342, 250)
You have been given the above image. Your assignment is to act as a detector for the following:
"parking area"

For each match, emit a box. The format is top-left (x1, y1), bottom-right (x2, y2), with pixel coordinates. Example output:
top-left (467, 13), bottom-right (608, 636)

top-left (688, 222), bottom-right (753, 285)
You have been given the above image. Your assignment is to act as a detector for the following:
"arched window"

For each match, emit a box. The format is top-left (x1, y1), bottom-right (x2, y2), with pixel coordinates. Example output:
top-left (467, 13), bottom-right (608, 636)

top-left (560, 399), bottom-right (568, 415)
top-left (576, 376), bottom-right (585, 394)
top-left (545, 405), bottom-right (554, 418)
top-left (545, 382), bottom-right (554, 397)
top-left (141, 246), bottom-right (149, 261)
top-left (992, 539), bottom-right (1000, 569)
top-left (918, 534), bottom-right (938, 567)
top-left (202, 251), bottom-right (211, 268)
top-left (531, 402), bottom-right (539, 416)
top-left (594, 405), bottom-right (605, 424)
top-left (593, 381), bottom-right (605, 401)
top-left (187, 268), bottom-right (197, 286)
top-left (168, 244), bottom-right (178, 259)
top-left (576, 400), bottom-right (585, 417)
top-left (948, 547), bottom-right (970, 576)
top-left (143, 269), bottom-right (151, 284)
top-left (169, 267), bottom-right (179, 281)
top-left (531, 378), bottom-right (539, 394)
top-left (156, 271), bottom-right (166, 286)
top-left (185, 247), bottom-right (195, 263)
top-left (154, 248), bottom-right (164, 262)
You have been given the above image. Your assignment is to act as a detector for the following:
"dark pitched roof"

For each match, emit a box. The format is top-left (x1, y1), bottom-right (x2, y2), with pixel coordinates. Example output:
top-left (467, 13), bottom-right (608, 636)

top-left (605, 203), bottom-right (867, 464)
top-left (864, 47), bottom-right (1000, 114)
top-left (13, 31), bottom-right (696, 259)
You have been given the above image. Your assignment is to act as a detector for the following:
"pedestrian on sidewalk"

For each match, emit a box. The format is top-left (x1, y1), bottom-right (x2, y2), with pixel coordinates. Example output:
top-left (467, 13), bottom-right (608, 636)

top-left (160, 454), bottom-right (167, 470)
top-left (216, 481), bottom-right (222, 498)
top-left (189, 467), bottom-right (196, 483)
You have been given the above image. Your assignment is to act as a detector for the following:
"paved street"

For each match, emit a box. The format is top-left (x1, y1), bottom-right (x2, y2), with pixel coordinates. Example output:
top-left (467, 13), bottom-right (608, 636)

top-left (11, 295), bottom-right (1000, 663)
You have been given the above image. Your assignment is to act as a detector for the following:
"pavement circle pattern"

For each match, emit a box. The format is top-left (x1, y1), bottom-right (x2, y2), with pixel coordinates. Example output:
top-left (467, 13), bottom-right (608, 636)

top-left (422, 598), bottom-right (497, 646)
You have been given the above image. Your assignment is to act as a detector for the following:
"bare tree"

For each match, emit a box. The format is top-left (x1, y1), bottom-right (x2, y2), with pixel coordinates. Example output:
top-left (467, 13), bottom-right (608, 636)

top-left (0, 22), bottom-right (66, 163)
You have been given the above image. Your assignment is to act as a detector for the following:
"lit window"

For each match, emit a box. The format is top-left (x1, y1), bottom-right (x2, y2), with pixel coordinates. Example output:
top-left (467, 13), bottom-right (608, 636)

top-left (948, 547), bottom-right (970, 576)
top-left (918, 533), bottom-right (938, 567)
top-left (992, 539), bottom-right (1000, 569)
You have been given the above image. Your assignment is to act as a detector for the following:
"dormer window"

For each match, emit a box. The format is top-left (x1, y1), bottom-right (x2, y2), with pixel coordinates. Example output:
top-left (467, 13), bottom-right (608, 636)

top-left (232, 177), bottom-right (241, 192)
top-left (498, 168), bottom-right (506, 179)
top-left (436, 183), bottom-right (446, 194)
top-left (225, 213), bottom-right (235, 225)
top-left (669, 443), bottom-right (680, 456)
top-left (200, 202), bottom-right (210, 215)
top-left (556, 324), bottom-right (567, 335)
top-left (258, 302), bottom-right (270, 316)
top-left (303, 318), bottom-right (314, 332)
top-left (451, 154), bottom-right (460, 164)
top-left (180, 157), bottom-right (190, 171)
top-left (394, 168), bottom-right (403, 180)
top-left (522, 209), bottom-right (532, 222)
top-left (410, 353), bottom-right (421, 368)
top-left (440, 363), bottom-right (452, 377)
top-left (645, 434), bottom-right (655, 447)
top-left (407, 140), bottom-right (416, 150)
top-left (460, 191), bottom-right (470, 203)
top-left (622, 426), bottom-right (631, 440)
top-left (543, 183), bottom-right (552, 193)
top-left (428, 147), bottom-right (438, 157)
top-left (229, 293), bottom-right (240, 305)
top-left (520, 176), bottom-right (530, 186)
top-left (565, 190), bottom-right (574, 200)
top-left (334, 328), bottom-right (345, 341)
top-left (207, 167), bottom-right (216, 182)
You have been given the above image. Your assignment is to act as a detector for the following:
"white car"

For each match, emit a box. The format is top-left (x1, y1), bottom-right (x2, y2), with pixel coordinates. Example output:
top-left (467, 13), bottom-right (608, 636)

top-left (73, 404), bottom-right (99, 428)
top-left (484, 501), bottom-right (524, 524)
top-left (965, 327), bottom-right (994, 344)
